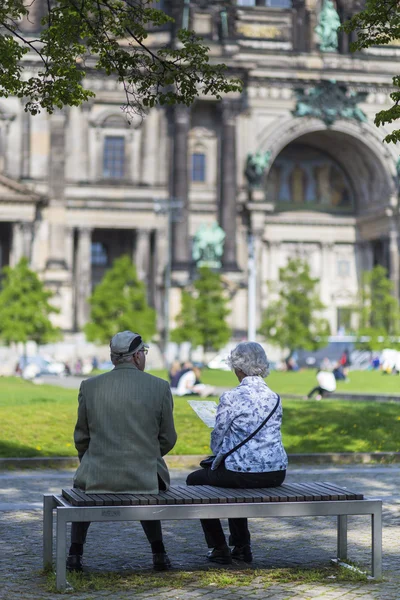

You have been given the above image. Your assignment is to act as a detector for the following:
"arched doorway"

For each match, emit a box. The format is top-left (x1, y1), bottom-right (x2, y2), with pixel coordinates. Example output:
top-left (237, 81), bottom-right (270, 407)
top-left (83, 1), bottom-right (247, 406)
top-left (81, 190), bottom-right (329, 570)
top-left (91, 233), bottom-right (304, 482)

top-left (267, 142), bottom-right (354, 213)
top-left (260, 128), bottom-right (397, 334)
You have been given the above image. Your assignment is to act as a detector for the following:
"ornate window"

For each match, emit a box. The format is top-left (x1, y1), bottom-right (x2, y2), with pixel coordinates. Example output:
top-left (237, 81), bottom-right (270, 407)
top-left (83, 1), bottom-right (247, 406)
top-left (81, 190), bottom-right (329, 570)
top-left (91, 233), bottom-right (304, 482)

top-left (103, 136), bottom-right (125, 179)
top-left (192, 152), bottom-right (206, 182)
top-left (91, 242), bottom-right (108, 266)
top-left (267, 144), bottom-right (354, 213)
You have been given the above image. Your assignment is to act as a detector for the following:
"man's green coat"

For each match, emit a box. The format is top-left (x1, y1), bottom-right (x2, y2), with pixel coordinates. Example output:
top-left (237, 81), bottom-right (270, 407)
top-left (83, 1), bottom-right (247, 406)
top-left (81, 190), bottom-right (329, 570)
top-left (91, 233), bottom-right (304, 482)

top-left (73, 363), bottom-right (177, 493)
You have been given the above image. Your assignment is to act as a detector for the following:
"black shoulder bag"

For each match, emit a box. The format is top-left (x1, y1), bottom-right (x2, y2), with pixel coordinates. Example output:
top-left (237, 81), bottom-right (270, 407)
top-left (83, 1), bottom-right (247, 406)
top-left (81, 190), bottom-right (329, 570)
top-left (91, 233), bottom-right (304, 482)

top-left (199, 395), bottom-right (281, 469)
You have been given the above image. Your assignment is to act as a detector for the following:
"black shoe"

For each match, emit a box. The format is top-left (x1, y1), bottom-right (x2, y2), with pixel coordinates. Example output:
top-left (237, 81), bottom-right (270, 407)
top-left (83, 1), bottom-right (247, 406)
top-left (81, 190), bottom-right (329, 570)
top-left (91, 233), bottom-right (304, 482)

top-left (66, 554), bottom-right (83, 572)
top-left (231, 544), bottom-right (253, 563)
top-left (152, 552), bottom-right (171, 571)
top-left (207, 546), bottom-right (232, 565)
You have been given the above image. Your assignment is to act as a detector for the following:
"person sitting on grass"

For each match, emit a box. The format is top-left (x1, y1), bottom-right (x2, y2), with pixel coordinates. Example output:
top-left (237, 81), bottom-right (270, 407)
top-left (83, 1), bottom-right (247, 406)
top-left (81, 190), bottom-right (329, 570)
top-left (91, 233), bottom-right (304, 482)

top-left (67, 330), bottom-right (177, 573)
top-left (306, 367), bottom-right (337, 400)
top-left (171, 364), bottom-right (215, 397)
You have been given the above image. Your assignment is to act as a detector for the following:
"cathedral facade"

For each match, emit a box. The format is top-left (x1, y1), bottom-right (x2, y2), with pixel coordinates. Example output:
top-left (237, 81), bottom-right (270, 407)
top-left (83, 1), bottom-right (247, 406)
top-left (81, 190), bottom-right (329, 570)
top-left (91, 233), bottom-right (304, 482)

top-left (0, 0), bottom-right (399, 339)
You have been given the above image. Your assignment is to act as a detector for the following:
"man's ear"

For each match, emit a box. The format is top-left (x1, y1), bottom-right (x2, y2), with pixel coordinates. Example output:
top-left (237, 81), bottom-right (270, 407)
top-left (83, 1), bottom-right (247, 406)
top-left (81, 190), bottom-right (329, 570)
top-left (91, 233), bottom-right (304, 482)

top-left (132, 353), bottom-right (139, 367)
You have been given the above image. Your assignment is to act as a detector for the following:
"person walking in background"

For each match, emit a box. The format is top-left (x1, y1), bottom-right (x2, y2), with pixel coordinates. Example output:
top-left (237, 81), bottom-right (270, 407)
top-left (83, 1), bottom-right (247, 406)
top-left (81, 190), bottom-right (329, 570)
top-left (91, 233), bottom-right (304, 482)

top-left (306, 368), bottom-right (337, 400)
top-left (186, 342), bottom-right (287, 565)
top-left (68, 331), bottom-right (177, 573)
top-left (340, 348), bottom-right (351, 368)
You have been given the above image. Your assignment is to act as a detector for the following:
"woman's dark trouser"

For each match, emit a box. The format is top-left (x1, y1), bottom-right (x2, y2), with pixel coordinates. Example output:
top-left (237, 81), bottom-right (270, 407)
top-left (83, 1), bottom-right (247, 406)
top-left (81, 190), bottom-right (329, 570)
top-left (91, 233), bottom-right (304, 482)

top-left (71, 477), bottom-right (166, 550)
top-left (186, 466), bottom-right (286, 548)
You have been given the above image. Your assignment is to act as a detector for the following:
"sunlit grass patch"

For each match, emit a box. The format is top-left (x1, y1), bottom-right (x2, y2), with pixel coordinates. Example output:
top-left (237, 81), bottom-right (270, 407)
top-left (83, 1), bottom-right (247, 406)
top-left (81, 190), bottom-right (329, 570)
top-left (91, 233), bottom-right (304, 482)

top-left (43, 564), bottom-right (372, 594)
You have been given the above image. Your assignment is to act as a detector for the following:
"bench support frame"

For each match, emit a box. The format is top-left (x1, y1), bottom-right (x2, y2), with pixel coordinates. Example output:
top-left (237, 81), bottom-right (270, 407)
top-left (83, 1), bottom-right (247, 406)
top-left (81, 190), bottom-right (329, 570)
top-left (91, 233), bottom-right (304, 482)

top-left (43, 495), bottom-right (382, 592)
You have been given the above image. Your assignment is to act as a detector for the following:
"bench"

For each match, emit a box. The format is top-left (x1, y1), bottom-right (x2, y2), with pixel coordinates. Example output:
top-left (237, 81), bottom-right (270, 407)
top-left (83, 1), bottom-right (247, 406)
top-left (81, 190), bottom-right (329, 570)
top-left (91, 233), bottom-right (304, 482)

top-left (43, 482), bottom-right (382, 592)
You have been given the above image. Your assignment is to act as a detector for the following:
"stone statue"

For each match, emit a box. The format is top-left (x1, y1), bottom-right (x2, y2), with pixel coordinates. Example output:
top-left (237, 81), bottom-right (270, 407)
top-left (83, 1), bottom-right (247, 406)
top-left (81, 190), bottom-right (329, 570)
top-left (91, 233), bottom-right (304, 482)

top-left (244, 151), bottom-right (271, 188)
top-left (315, 0), bottom-right (341, 52)
top-left (192, 222), bottom-right (226, 269)
top-left (292, 81), bottom-right (367, 126)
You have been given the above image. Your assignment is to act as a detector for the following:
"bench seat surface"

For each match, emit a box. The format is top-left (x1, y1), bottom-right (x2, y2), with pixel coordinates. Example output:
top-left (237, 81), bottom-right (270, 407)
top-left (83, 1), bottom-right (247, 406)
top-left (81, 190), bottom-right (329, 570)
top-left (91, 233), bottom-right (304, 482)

top-left (61, 483), bottom-right (363, 507)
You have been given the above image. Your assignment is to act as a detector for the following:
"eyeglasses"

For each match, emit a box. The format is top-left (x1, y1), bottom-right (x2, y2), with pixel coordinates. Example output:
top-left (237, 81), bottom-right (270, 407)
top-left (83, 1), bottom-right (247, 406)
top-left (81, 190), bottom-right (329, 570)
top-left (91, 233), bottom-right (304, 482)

top-left (141, 348), bottom-right (149, 356)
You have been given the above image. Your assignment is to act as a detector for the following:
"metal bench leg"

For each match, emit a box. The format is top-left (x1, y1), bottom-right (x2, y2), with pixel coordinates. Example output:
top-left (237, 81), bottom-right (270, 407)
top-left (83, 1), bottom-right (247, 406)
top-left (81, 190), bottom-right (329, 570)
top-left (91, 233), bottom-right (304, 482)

top-left (337, 515), bottom-right (348, 560)
top-left (43, 495), bottom-right (56, 569)
top-left (371, 508), bottom-right (382, 578)
top-left (56, 510), bottom-right (68, 592)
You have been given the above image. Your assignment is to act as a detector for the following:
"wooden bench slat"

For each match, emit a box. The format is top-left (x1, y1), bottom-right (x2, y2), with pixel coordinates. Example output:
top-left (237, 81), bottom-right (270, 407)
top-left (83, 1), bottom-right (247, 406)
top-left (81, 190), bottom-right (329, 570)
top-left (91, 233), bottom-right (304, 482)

top-left (73, 489), bottom-right (96, 506)
top-left (59, 481), bottom-right (365, 508)
top-left (255, 487), bottom-right (294, 502)
top-left (291, 483), bottom-right (325, 501)
top-left (193, 485), bottom-right (233, 503)
top-left (62, 488), bottom-right (85, 506)
top-left (112, 494), bottom-right (132, 506)
top-left (304, 483), bottom-right (340, 501)
top-left (300, 483), bottom-right (331, 501)
top-left (175, 486), bottom-right (211, 503)
top-left (167, 487), bottom-right (193, 504)
top-left (124, 494), bottom-right (143, 506)
top-left (310, 482), bottom-right (355, 501)
top-left (173, 486), bottom-right (196, 504)
top-left (310, 483), bottom-right (344, 501)
top-left (321, 482), bottom-right (363, 501)
top-left (157, 490), bottom-right (184, 505)
top-left (279, 483), bottom-right (314, 501)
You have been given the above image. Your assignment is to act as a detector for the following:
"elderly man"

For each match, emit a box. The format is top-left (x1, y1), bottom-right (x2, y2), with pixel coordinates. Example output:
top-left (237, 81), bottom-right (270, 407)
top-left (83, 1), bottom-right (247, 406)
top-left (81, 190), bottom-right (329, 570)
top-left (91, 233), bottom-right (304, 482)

top-left (67, 331), bottom-right (177, 572)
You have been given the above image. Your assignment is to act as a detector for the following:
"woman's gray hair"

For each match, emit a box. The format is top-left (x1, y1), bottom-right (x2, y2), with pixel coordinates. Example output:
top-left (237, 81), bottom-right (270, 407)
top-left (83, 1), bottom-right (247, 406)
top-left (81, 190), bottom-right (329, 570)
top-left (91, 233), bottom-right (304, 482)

top-left (227, 342), bottom-right (270, 377)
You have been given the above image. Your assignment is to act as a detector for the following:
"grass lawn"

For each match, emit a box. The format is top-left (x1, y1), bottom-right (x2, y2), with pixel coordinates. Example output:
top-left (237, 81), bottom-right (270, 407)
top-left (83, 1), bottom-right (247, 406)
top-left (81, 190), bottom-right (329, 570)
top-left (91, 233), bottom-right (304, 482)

top-left (150, 368), bottom-right (400, 395)
top-left (1, 372), bottom-right (400, 458)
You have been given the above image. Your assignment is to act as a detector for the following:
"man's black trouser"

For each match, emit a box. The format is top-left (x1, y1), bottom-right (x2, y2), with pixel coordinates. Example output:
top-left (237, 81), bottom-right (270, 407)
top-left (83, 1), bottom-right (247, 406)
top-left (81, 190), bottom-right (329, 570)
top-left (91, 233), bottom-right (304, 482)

top-left (71, 477), bottom-right (166, 548)
top-left (186, 465), bottom-right (286, 548)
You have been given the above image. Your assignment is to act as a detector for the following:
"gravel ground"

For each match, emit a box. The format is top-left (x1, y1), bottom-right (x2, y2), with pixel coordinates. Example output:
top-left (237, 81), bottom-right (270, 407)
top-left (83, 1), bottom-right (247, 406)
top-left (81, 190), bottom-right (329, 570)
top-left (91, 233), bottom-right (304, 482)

top-left (1, 464), bottom-right (400, 599)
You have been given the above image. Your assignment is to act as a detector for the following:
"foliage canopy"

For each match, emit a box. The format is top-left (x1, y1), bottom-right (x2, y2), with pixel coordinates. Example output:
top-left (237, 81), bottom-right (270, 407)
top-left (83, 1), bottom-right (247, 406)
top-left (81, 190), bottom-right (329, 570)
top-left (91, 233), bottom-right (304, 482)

top-left (0, 257), bottom-right (60, 345)
top-left (357, 265), bottom-right (400, 350)
top-left (342, 0), bottom-right (400, 143)
top-left (259, 258), bottom-right (330, 353)
top-left (0, 0), bottom-right (241, 118)
top-left (171, 266), bottom-right (231, 352)
top-left (84, 255), bottom-right (156, 344)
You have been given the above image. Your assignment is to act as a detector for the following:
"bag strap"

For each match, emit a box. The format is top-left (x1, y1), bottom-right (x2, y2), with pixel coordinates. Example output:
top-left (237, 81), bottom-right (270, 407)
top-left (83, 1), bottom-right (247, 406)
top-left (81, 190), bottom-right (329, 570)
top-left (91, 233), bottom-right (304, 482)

top-left (222, 395), bottom-right (280, 461)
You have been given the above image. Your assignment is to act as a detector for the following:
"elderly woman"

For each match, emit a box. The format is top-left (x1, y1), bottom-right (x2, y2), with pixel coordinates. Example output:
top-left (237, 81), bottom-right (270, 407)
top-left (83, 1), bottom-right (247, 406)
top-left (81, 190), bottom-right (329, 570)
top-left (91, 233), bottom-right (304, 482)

top-left (186, 342), bottom-right (287, 565)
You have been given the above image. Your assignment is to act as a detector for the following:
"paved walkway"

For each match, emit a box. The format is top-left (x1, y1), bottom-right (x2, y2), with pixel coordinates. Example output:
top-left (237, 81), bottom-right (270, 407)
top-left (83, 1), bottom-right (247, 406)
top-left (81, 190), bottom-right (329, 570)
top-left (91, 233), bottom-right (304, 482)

top-left (1, 464), bottom-right (400, 599)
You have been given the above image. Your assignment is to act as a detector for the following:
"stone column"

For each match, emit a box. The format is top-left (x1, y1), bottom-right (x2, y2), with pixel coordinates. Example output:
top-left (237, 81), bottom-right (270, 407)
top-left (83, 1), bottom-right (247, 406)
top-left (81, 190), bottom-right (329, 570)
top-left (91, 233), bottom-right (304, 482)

top-left (389, 227), bottom-right (400, 302)
top-left (10, 223), bottom-right (24, 267)
top-left (47, 111), bottom-right (67, 269)
top-left (75, 228), bottom-right (92, 330)
top-left (80, 104), bottom-right (91, 181)
top-left (21, 110), bottom-right (30, 179)
top-left (135, 229), bottom-right (151, 283)
top-left (171, 105), bottom-right (190, 269)
top-left (219, 100), bottom-right (238, 271)
top-left (292, 0), bottom-right (309, 52)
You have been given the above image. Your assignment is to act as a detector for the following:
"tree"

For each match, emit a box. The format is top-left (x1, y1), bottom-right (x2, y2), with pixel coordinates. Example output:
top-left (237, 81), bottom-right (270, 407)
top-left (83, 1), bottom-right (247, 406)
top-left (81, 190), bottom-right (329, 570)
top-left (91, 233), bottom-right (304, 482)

top-left (342, 1), bottom-right (400, 143)
top-left (84, 254), bottom-right (156, 343)
top-left (171, 266), bottom-right (231, 352)
top-left (0, 257), bottom-right (60, 345)
top-left (0, 1), bottom-right (241, 118)
top-left (259, 258), bottom-right (330, 354)
top-left (357, 265), bottom-right (400, 350)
